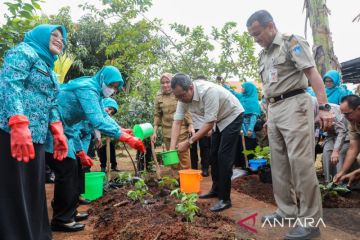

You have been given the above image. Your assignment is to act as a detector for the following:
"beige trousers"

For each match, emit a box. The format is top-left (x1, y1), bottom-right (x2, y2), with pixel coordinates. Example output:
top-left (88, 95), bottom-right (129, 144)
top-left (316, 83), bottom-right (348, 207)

top-left (267, 93), bottom-right (322, 220)
top-left (164, 134), bottom-right (191, 170)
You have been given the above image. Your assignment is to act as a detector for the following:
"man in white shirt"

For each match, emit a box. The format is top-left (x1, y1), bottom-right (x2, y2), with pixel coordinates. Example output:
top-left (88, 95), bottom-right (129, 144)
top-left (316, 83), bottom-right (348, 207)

top-left (169, 73), bottom-right (244, 212)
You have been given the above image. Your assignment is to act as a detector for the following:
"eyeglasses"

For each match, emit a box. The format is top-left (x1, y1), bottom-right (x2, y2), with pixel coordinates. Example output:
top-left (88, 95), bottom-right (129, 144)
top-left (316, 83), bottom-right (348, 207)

top-left (51, 32), bottom-right (64, 41)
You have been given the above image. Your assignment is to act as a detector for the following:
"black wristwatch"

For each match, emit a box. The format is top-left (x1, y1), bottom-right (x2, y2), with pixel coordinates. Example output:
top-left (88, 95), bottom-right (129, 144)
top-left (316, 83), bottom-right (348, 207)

top-left (319, 103), bottom-right (331, 111)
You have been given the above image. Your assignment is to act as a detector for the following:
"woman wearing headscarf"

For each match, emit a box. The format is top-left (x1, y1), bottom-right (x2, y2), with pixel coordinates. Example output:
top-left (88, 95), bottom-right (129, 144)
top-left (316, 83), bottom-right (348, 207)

top-left (97, 98), bottom-right (121, 172)
top-left (46, 65), bottom-right (144, 232)
top-left (0, 24), bottom-right (68, 240)
top-left (323, 70), bottom-right (348, 105)
top-left (224, 82), bottom-right (261, 167)
top-left (152, 73), bottom-right (193, 170)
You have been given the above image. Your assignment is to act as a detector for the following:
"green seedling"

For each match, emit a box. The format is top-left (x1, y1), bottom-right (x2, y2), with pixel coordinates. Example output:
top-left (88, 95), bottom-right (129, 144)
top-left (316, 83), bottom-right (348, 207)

top-left (159, 176), bottom-right (179, 190)
top-left (174, 192), bottom-right (199, 222)
top-left (243, 145), bottom-right (271, 164)
top-left (319, 182), bottom-right (351, 199)
top-left (114, 172), bottom-right (132, 185)
top-left (170, 188), bottom-right (186, 200)
top-left (127, 178), bottom-right (152, 203)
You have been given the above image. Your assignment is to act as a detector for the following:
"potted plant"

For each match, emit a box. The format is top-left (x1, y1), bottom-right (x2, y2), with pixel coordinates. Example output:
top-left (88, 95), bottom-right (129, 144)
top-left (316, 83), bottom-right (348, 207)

top-left (243, 146), bottom-right (272, 183)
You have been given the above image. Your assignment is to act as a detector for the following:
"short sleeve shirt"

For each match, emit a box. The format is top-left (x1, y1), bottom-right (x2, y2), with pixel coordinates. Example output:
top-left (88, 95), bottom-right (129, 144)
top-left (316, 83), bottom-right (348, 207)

top-left (348, 121), bottom-right (360, 141)
top-left (258, 32), bottom-right (316, 98)
top-left (173, 80), bottom-right (244, 132)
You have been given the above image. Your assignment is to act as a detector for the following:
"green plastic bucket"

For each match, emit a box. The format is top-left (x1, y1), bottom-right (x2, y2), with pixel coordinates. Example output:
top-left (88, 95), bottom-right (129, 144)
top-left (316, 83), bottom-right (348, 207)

top-left (82, 172), bottom-right (105, 201)
top-left (160, 150), bottom-right (180, 166)
top-left (133, 123), bottom-right (154, 140)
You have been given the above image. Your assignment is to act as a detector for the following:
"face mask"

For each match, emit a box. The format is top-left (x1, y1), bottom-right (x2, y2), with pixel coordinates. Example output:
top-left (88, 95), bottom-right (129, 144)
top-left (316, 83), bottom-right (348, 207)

top-left (102, 83), bottom-right (115, 97)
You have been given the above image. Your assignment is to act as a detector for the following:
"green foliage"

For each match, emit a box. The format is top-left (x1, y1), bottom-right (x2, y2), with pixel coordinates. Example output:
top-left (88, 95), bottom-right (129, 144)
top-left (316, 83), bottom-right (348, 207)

top-left (158, 176), bottom-right (179, 190)
top-left (170, 188), bottom-right (185, 199)
top-left (171, 190), bottom-right (199, 222)
top-left (212, 22), bottom-right (258, 80)
top-left (114, 171), bottom-right (132, 185)
top-left (166, 23), bottom-right (215, 78)
top-left (127, 178), bottom-right (151, 203)
top-left (0, 0), bottom-right (43, 63)
top-left (243, 145), bottom-right (271, 163)
top-left (319, 182), bottom-right (351, 195)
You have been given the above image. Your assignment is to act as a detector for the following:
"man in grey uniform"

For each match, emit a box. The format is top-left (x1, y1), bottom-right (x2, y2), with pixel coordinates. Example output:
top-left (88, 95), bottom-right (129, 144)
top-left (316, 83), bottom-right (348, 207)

top-left (247, 10), bottom-right (333, 239)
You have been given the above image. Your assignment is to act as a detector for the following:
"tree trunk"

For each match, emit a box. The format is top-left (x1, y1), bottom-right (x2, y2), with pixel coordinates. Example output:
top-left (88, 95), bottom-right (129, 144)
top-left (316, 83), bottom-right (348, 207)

top-left (304, 0), bottom-right (340, 77)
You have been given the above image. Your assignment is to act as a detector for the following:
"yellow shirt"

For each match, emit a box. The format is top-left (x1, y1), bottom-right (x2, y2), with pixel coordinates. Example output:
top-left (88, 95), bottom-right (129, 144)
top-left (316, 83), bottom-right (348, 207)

top-left (153, 92), bottom-right (192, 138)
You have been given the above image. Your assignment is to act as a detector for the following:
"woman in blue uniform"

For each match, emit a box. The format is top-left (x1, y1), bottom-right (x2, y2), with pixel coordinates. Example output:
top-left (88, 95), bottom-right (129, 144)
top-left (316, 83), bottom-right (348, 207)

top-left (0, 24), bottom-right (68, 240)
top-left (46, 66), bottom-right (145, 232)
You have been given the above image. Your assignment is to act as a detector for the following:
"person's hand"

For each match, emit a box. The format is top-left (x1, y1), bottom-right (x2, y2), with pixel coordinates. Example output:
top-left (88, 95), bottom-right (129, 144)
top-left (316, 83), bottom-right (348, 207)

top-left (76, 150), bottom-right (94, 167)
top-left (178, 140), bottom-right (190, 152)
top-left (151, 133), bottom-right (157, 143)
top-left (247, 130), bottom-right (253, 138)
top-left (50, 121), bottom-right (68, 161)
top-left (263, 121), bottom-right (268, 133)
top-left (121, 128), bottom-right (133, 135)
top-left (8, 115), bottom-right (35, 162)
top-left (333, 171), bottom-right (345, 184)
top-left (330, 150), bottom-right (339, 165)
top-left (188, 125), bottom-right (195, 136)
top-left (95, 138), bottom-right (102, 148)
top-left (207, 130), bottom-right (212, 137)
top-left (340, 170), bottom-right (360, 187)
top-left (119, 132), bottom-right (146, 153)
top-left (319, 110), bottom-right (334, 131)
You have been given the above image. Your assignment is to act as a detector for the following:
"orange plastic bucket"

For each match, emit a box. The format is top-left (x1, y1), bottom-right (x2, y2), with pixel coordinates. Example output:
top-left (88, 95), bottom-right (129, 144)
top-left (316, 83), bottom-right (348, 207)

top-left (179, 169), bottom-right (203, 193)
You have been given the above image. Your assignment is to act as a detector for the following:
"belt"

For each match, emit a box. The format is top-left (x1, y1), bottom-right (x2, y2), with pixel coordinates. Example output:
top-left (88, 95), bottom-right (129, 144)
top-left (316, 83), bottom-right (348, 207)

top-left (267, 89), bottom-right (305, 104)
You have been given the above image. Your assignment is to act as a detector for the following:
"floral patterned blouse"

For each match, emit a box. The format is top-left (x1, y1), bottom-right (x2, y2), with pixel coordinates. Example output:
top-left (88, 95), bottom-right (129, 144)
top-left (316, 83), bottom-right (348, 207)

top-left (0, 43), bottom-right (60, 144)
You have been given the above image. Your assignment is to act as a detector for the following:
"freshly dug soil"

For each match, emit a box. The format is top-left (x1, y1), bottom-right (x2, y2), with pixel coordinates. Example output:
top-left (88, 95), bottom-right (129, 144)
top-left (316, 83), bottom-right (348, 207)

top-left (232, 174), bottom-right (360, 208)
top-left (232, 174), bottom-right (276, 205)
top-left (232, 174), bottom-right (360, 236)
top-left (89, 180), bottom-right (246, 240)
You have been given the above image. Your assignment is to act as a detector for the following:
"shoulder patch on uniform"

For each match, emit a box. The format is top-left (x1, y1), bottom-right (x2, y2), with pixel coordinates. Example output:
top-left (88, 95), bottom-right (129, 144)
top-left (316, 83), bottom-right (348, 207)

top-left (292, 44), bottom-right (302, 55)
top-left (287, 34), bottom-right (299, 48)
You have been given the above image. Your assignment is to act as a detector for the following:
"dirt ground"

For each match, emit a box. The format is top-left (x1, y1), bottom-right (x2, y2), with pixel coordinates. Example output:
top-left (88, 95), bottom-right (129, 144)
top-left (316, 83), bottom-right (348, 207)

top-left (48, 149), bottom-right (360, 240)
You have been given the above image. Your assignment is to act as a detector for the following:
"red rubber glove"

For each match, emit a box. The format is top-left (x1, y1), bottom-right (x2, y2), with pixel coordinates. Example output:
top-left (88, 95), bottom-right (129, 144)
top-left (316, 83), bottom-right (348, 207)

top-left (76, 151), bottom-right (94, 167)
top-left (119, 132), bottom-right (146, 153)
top-left (8, 115), bottom-right (35, 163)
top-left (50, 121), bottom-right (68, 161)
top-left (121, 128), bottom-right (133, 135)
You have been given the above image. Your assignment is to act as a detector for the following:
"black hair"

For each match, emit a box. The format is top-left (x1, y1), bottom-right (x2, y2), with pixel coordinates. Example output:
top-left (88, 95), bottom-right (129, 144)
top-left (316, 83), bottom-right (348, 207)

top-left (246, 10), bottom-right (274, 28)
top-left (215, 76), bottom-right (223, 82)
top-left (341, 94), bottom-right (360, 110)
top-left (171, 73), bottom-right (192, 90)
top-left (195, 75), bottom-right (207, 80)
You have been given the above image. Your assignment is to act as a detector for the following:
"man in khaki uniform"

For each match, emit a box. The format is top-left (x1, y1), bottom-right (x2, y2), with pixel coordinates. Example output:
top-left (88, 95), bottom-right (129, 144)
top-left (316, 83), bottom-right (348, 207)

top-left (152, 73), bottom-right (193, 169)
top-left (247, 10), bottom-right (333, 240)
top-left (334, 95), bottom-right (360, 185)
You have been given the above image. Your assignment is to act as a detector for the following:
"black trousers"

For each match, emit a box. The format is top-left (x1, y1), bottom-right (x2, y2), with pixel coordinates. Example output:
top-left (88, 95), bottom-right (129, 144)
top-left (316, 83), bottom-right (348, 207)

top-left (234, 136), bottom-right (257, 168)
top-left (210, 114), bottom-right (242, 201)
top-left (98, 142), bottom-right (117, 169)
top-left (77, 158), bottom-right (85, 195)
top-left (190, 129), bottom-right (211, 170)
top-left (0, 130), bottom-right (52, 240)
top-left (46, 153), bottom-right (79, 224)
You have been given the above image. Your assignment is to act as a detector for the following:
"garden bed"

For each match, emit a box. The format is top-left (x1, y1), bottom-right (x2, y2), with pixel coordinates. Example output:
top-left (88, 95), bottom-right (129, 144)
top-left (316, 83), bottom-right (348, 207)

top-left (88, 178), bottom-right (246, 240)
top-left (232, 174), bottom-right (276, 205)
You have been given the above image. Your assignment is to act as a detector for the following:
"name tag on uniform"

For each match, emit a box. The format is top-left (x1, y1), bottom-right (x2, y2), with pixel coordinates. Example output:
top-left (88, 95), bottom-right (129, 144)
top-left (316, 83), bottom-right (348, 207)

top-left (268, 68), bottom-right (278, 83)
